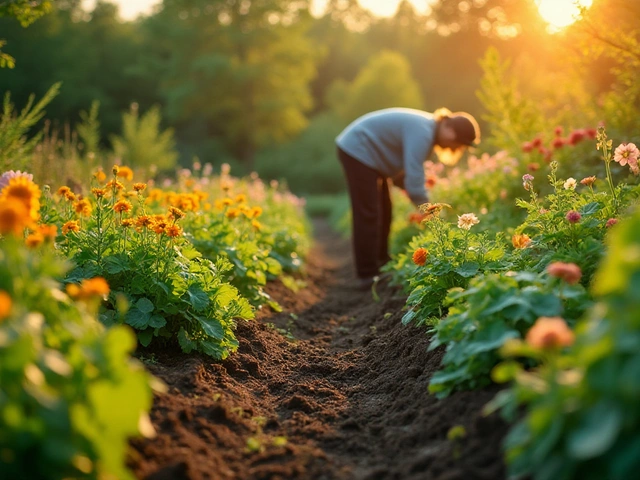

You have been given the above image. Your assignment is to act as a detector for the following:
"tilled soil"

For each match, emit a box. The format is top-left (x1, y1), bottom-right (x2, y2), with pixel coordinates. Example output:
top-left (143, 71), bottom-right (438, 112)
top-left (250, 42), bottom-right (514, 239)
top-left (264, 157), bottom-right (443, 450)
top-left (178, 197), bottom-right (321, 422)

top-left (129, 219), bottom-right (508, 480)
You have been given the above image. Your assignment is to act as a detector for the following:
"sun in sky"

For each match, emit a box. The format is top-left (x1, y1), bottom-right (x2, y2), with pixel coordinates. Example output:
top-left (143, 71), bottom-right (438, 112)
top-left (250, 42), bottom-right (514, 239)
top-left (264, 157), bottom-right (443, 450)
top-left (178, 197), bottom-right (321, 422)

top-left (536, 0), bottom-right (593, 32)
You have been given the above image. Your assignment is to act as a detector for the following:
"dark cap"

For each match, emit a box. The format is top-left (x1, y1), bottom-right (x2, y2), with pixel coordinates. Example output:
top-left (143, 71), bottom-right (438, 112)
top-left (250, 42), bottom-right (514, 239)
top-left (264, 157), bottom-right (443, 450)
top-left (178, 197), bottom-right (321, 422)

top-left (449, 113), bottom-right (480, 146)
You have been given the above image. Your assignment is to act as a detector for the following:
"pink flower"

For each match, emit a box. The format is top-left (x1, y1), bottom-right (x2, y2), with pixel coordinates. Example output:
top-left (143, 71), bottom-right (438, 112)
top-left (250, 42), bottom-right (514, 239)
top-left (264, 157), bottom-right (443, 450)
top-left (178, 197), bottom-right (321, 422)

top-left (547, 262), bottom-right (582, 284)
top-left (565, 210), bottom-right (581, 223)
top-left (522, 174), bottom-right (534, 191)
top-left (0, 170), bottom-right (33, 191)
top-left (613, 143), bottom-right (639, 167)
top-left (606, 218), bottom-right (618, 228)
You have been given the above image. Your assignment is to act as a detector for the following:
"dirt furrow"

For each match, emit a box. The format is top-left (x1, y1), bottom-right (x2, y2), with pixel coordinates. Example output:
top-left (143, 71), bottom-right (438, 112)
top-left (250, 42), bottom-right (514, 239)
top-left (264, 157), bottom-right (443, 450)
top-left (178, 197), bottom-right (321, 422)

top-left (130, 219), bottom-right (507, 480)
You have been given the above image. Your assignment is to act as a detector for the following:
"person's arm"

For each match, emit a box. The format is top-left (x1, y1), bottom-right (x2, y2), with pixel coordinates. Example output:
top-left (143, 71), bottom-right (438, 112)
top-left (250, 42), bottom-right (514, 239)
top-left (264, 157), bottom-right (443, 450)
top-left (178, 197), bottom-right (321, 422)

top-left (402, 125), bottom-right (434, 207)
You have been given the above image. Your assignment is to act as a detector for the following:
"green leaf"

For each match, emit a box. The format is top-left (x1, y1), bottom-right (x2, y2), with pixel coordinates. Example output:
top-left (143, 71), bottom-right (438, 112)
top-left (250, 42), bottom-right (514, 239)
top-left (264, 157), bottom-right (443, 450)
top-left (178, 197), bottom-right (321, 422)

top-left (567, 401), bottom-right (622, 459)
top-left (148, 315), bottom-right (166, 328)
top-left (214, 284), bottom-right (238, 308)
top-left (579, 202), bottom-right (603, 216)
top-left (136, 297), bottom-right (154, 314)
top-left (187, 286), bottom-right (210, 312)
top-left (104, 255), bottom-right (130, 274)
top-left (455, 262), bottom-right (479, 278)
top-left (138, 329), bottom-right (154, 347)
top-left (125, 308), bottom-right (151, 329)
top-left (198, 317), bottom-right (224, 339)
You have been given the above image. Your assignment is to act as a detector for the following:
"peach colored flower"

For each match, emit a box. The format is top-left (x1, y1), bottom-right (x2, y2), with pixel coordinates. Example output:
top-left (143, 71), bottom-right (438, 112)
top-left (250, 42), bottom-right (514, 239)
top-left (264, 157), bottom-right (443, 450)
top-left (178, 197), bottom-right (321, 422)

top-left (580, 176), bottom-right (596, 186)
top-left (563, 178), bottom-right (577, 190)
top-left (526, 316), bottom-right (574, 349)
top-left (457, 213), bottom-right (479, 230)
top-left (547, 262), bottom-right (582, 284)
top-left (412, 248), bottom-right (429, 266)
top-left (606, 218), bottom-right (618, 228)
top-left (613, 142), bottom-right (639, 167)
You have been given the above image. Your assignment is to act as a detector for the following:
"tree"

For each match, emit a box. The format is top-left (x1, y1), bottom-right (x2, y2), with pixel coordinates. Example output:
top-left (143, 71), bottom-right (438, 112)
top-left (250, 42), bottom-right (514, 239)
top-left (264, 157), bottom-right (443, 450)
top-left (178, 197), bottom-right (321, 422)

top-left (151, 0), bottom-right (320, 168)
top-left (327, 50), bottom-right (424, 123)
top-left (0, 0), bottom-right (53, 67)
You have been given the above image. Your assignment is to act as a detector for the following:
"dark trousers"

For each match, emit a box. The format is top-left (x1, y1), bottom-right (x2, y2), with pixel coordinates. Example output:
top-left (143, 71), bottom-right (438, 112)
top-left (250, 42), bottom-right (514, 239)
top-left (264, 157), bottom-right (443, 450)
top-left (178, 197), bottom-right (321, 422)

top-left (338, 147), bottom-right (392, 278)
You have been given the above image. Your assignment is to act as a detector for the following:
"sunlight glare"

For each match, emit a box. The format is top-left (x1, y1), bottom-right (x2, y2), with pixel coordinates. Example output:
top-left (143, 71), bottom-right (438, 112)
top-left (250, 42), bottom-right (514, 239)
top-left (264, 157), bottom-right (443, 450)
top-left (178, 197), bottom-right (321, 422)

top-left (536, 0), bottom-right (593, 32)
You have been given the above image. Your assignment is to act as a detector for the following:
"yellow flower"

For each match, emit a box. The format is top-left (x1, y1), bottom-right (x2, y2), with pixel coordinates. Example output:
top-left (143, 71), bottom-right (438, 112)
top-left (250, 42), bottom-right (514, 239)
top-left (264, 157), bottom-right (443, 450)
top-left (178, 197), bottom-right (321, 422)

top-left (133, 182), bottom-right (147, 192)
top-left (135, 215), bottom-right (153, 229)
top-left (222, 197), bottom-right (234, 206)
top-left (113, 199), bottom-right (132, 214)
top-left (146, 188), bottom-right (164, 203)
top-left (251, 219), bottom-right (262, 231)
top-left (0, 199), bottom-right (31, 236)
top-left (168, 206), bottom-right (186, 220)
top-left (0, 176), bottom-right (41, 223)
top-left (67, 277), bottom-right (110, 300)
top-left (121, 218), bottom-right (134, 228)
top-left (250, 206), bottom-right (263, 219)
top-left (92, 188), bottom-right (108, 198)
top-left (106, 180), bottom-right (124, 191)
top-left (57, 186), bottom-right (72, 196)
top-left (73, 198), bottom-right (92, 217)
top-left (37, 224), bottom-right (58, 240)
top-left (112, 165), bottom-right (120, 175)
top-left (225, 207), bottom-right (241, 219)
top-left (25, 232), bottom-right (44, 248)
top-left (0, 290), bottom-right (12, 320)
top-left (116, 166), bottom-right (134, 181)
top-left (62, 220), bottom-right (81, 235)
top-left (235, 194), bottom-right (247, 204)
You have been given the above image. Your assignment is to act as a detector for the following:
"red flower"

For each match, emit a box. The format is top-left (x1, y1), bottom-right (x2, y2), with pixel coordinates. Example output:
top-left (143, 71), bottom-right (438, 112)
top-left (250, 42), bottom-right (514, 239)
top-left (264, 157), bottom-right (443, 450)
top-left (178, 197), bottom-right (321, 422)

top-left (412, 248), bottom-right (429, 266)
top-left (522, 141), bottom-right (534, 153)
top-left (547, 262), bottom-right (582, 284)
top-left (552, 137), bottom-right (565, 149)
top-left (567, 129), bottom-right (585, 146)
top-left (565, 210), bottom-right (581, 223)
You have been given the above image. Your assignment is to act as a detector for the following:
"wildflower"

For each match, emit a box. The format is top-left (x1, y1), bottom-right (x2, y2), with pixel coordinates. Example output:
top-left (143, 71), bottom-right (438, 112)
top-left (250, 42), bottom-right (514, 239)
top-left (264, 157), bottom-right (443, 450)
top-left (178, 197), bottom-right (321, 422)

top-left (112, 165), bottom-right (120, 175)
top-left (613, 142), bottom-right (639, 167)
top-left (57, 186), bottom-right (72, 197)
top-left (37, 224), bottom-right (57, 240)
top-left (168, 206), bottom-right (186, 220)
top-left (67, 277), bottom-right (110, 300)
top-left (512, 233), bottom-right (532, 249)
top-left (554, 126), bottom-right (563, 137)
top-left (0, 199), bottom-right (31, 236)
top-left (135, 215), bottom-right (153, 229)
top-left (165, 224), bottom-right (183, 237)
top-left (585, 128), bottom-right (597, 139)
top-left (0, 170), bottom-right (33, 191)
top-left (457, 213), bottom-right (479, 230)
top-left (222, 197), bottom-right (234, 206)
top-left (251, 219), bottom-right (262, 231)
top-left (121, 218), bottom-right (134, 228)
top-left (522, 174), bottom-right (534, 191)
top-left (62, 220), bottom-right (81, 235)
top-left (116, 166), bottom-right (134, 181)
top-left (25, 232), bottom-right (44, 248)
top-left (580, 176), bottom-right (596, 186)
top-left (250, 206), bottom-right (263, 218)
top-left (526, 316), bottom-right (574, 350)
top-left (531, 137), bottom-right (542, 148)
top-left (568, 129), bottom-right (585, 146)
top-left (412, 247), bottom-right (429, 266)
top-left (547, 262), bottom-right (582, 284)
top-left (551, 137), bottom-right (565, 149)
top-left (0, 176), bottom-right (41, 222)
top-left (0, 290), bottom-right (12, 320)
top-left (565, 210), bottom-right (581, 224)
top-left (606, 218), bottom-right (618, 228)
top-left (418, 202), bottom-right (451, 219)
top-left (225, 207), bottom-right (241, 219)
top-left (92, 188), bottom-right (107, 198)
top-left (563, 178), bottom-right (577, 190)
top-left (521, 141), bottom-right (534, 153)
top-left (152, 217), bottom-right (168, 234)
top-left (133, 182), bottom-right (147, 192)
top-left (113, 199), bottom-right (132, 214)
top-left (94, 169), bottom-right (107, 182)
top-left (105, 180), bottom-right (124, 191)
top-left (73, 198), bottom-right (92, 217)
top-left (146, 188), bottom-right (164, 202)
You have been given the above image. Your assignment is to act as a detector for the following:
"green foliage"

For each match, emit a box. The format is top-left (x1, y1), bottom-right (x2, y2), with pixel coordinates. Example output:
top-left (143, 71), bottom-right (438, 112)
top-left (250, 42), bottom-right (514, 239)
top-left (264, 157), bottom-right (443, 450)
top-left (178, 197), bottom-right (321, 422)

top-left (328, 49), bottom-right (424, 123)
top-left (0, 237), bottom-right (155, 480)
top-left (0, 83), bottom-right (60, 171)
top-left (492, 205), bottom-right (640, 480)
top-left (111, 104), bottom-right (178, 176)
top-left (0, 1), bottom-right (52, 27)
top-left (390, 210), bottom-right (510, 325)
top-left (428, 271), bottom-right (591, 398)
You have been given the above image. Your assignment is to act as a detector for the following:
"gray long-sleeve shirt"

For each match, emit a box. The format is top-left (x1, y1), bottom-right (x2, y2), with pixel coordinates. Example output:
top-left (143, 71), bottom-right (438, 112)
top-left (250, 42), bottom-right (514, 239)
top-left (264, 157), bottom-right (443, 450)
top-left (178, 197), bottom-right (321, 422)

top-left (336, 108), bottom-right (436, 205)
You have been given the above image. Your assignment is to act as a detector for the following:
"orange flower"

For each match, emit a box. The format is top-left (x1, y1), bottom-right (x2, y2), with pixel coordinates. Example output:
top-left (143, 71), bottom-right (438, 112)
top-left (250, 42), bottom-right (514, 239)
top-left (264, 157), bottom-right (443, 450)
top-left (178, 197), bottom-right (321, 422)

top-left (94, 169), bottom-right (107, 182)
top-left (62, 220), bottom-right (81, 235)
top-left (73, 198), bottom-right (92, 217)
top-left (225, 207), bottom-right (241, 219)
top-left (512, 233), bottom-right (532, 249)
top-left (37, 224), bottom-right (58, 240)
top-left (168, 206), bottom-right (186, 220)
top-left (152, 217), bottom-right (168, 234)
top-left (112, 165), bottom-right (120, 175)
top-left (25, 232), bottom-right (44, 248)
top-left (547, 262), bottom-right (582, 285)
top-left (116, 166), bottom-right (134, 181)
top-left (0, 290), bottom-right (12, 320)
top-left (133, 182), bottom-right (147, 192)
top-left (412, 247), bottom-right (429, 266)
top-left (92, 188), bottom-right (107, 198)
top-left (135, 215), bottom-right (153, 228)
top-left (113, 199), bottom-right (132, 214)
top-left (0, 176), bottom-right (41, 223)
top-left (57, 186), bottom-right (72, 196)
top-left (250, 206), bottom-right (263, 218)
top-left (165, 224), bottom-right (183, 237)
top-left (526, 316), bottom-right (574, 349)
top-left (580, 176), bottom-right (596, 187)
top-left (221, 197), bottom-right (233, 206)
top-left (106, 180), bottom-right (124, 191)
top-left (67, 277), bottom-right (110, 300)
top-left (0, 199), bottom-right (31, 236)
top-left (121, 218), bottom-right (134, 228)
top-left (235, 194), bottom-right (247, 204)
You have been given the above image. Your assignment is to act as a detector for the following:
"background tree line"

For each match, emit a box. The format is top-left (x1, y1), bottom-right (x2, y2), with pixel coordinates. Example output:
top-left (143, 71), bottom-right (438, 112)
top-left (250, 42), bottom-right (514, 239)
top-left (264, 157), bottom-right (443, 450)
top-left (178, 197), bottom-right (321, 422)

top-left (0, 0), bottom-right (638, 194)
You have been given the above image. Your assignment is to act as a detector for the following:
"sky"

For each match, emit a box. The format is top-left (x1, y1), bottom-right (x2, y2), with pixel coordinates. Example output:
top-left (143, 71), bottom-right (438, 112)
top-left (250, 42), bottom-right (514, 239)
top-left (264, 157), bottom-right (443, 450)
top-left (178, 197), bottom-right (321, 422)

top-left (84, 0), bottom-right (433, 21)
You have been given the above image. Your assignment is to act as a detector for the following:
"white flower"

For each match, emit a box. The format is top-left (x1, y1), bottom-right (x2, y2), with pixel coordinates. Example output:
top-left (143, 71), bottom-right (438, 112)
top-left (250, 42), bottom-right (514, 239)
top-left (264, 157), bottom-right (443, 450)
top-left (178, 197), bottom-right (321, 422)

top-left (458, 213), bottom-right (480, 230)
top-left (563, 178), bottom-right (577, 190)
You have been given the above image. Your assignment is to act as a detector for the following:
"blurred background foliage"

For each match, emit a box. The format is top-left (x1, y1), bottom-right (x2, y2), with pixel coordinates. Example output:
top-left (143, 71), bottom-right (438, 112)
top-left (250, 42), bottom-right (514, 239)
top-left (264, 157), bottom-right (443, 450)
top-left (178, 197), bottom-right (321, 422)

top-left (0, 0), bottom-right (639, 200)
